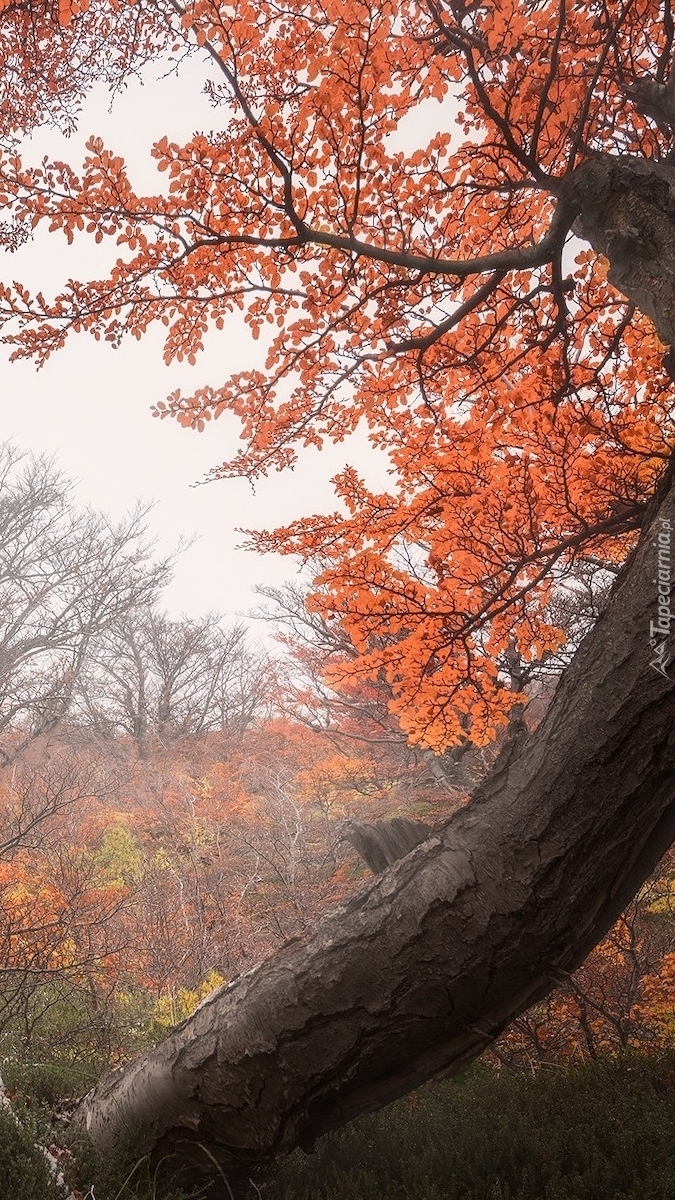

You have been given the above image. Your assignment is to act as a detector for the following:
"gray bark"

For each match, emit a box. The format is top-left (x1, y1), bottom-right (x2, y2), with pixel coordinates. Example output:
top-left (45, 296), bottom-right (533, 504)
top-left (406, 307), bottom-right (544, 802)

top-left (570, 155), bottom-right (675, 349)
top-left (342, 816), bottom-right (432, 874)
top-left (73, 155), bottom-right (675, 1186)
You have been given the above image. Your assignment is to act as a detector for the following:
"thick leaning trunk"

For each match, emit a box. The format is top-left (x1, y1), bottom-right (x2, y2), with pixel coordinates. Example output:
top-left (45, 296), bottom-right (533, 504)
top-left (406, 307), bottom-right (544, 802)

top-left (74, 155), bottom-right (675, 1183)
top-left (75, 478), bottom-right (675, 1178)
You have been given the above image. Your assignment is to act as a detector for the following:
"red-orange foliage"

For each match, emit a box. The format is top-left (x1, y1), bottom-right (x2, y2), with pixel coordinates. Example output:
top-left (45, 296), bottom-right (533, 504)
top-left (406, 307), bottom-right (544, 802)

top-left (0, 1), bottom-right (673, 748)
top-left (3, 724), bottom-right (675, 1070)
top-left (0, 754), bottom-right (139, 1060)
top-left (120, 716), bottom-right (440, 984)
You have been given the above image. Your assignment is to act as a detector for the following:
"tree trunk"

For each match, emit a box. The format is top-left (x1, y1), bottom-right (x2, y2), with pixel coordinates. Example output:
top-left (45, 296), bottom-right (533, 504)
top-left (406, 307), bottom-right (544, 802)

top-left (75, 154), bottom-right (675, 1185)
top-left (570, 154), bottom-right (675, 350)
top-left (74, 450), bottom-right (675, 1180)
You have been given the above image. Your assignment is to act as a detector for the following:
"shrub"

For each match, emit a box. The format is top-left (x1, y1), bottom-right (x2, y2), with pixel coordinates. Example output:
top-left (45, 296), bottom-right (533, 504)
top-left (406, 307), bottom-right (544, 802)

top-left (267, 1053), bottom-right (675, 1200)
top-left (0, 1104), bottom-right (66, 1200)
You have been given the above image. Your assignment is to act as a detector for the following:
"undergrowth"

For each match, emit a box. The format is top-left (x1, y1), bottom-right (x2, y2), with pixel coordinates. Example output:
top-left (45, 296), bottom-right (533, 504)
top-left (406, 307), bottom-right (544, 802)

top-left (266, 1053), bottom-right (675, 1200)
top-left (5, 1052), bottom-right (675, 1199)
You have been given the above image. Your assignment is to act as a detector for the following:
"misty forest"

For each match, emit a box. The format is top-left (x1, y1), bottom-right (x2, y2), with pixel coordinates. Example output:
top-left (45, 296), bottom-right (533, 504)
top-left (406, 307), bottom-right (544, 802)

top-left (3, 0), bottom-right (675, 1197)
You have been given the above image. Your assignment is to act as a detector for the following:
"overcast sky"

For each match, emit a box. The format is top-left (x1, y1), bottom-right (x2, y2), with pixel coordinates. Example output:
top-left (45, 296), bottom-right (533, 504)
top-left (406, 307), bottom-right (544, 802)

top-left (0, 53), bottom-right (388, 629)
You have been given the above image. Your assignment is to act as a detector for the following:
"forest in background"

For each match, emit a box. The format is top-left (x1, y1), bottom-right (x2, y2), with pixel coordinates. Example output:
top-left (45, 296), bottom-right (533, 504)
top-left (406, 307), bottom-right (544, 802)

top-left (0, 439), bottom-right (460, 1101)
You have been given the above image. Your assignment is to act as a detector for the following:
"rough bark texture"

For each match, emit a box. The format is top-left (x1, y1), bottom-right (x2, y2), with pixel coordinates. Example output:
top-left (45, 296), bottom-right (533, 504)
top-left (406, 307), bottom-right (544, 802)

top-left (571, 155), bottom-right (675, 348)
top-left (74, 154), bottom-right (675, 1186)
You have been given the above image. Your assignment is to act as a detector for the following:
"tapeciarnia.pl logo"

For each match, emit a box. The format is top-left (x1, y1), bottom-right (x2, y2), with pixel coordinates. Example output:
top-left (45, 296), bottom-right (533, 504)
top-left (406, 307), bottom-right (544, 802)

top-left (650, 516), bottom-right (673, 678)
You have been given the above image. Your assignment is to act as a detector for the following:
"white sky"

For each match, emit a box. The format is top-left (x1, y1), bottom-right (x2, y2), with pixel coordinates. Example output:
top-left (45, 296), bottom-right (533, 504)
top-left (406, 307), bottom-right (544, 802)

top-left (0, 53), bottom-right (390, 629)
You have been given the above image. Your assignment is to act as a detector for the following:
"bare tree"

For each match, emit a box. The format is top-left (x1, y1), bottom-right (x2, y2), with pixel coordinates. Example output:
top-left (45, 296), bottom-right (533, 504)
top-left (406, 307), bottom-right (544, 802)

top-left (0, 746), bottom-right (110, 860)
top-left (0, 444), bottom-right (172, 763)
top-left (77, 609), bottom-right (274, 754)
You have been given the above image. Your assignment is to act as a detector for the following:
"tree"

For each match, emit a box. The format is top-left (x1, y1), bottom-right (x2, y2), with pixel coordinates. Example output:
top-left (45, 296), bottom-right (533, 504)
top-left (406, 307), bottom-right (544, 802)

top-left (0, 746), bottom-right (138, 1058)
top-left (0, 0), bottom-right (178, 142)
top-left (491, 848), bottom-right (675, 1066)
top-left (255, 579), bottom-right (529, 792)
top-left (0, 444), bottom-right (171, 762)
top-left (76, 608), bottom-right (272, 755)
top-left (2, 0), bottom-right (675, 1188)
top-left (2, 0), bottom-right (673, 749)
top-left (74, 472), bottom-right (675, 1185)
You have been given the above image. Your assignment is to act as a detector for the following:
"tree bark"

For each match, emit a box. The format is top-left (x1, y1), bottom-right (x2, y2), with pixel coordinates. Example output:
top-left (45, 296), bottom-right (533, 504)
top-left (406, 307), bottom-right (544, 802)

top-left (74, 449), bottom-right (675, 1181)
top-left (570, 155), bottom-right (675, 349)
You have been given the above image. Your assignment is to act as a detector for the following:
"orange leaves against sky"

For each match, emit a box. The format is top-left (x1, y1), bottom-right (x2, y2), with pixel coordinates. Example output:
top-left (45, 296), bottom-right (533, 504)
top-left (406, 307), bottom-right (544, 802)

top-left (0, 0), bottom-right (673, 747)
